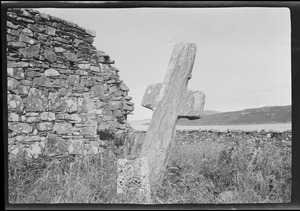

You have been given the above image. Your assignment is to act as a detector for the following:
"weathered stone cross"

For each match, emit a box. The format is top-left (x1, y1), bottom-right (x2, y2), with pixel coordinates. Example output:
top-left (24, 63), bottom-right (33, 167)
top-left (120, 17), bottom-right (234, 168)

top-left (140, 42), bottom-right (205, 185)
top-left (117, 42), bottom-right (205, 203)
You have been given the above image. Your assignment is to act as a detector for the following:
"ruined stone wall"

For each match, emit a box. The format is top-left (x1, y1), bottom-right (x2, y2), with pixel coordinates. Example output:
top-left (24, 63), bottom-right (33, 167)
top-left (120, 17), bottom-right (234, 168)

top-left (7, 8), bottom-right (134, 159)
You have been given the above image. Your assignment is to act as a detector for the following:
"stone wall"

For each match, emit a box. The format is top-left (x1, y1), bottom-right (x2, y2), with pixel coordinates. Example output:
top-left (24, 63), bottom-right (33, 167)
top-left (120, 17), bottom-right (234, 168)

top-left (6, 8), bottom-right (134, 159)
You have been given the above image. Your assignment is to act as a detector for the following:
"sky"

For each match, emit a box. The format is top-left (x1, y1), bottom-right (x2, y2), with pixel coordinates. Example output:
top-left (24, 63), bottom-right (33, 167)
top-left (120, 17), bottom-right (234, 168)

top-left (37, 7), bottom-right (291, 121)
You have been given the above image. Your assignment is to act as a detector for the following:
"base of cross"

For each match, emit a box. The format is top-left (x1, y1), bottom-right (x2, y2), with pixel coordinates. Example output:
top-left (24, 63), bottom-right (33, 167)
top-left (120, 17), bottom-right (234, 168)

top-left (117, 156), bottom-right (152, 204)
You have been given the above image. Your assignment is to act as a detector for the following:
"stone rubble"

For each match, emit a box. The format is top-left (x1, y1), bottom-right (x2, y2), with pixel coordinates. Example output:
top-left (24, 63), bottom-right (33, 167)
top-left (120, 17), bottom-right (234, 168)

top-left (7, 8), bottom-right (134, 159)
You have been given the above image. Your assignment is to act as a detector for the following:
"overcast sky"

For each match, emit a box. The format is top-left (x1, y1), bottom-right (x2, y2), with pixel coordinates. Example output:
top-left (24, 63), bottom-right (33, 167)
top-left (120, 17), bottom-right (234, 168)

top-left (37, 7), bottom-right (291, 121)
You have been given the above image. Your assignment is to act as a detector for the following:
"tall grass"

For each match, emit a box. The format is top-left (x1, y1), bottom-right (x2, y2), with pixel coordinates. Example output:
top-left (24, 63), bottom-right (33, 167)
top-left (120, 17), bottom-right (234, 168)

top-left (154, 135), bottom-right (291, 204)
top-left (9, 151), bottom-right (118, 203)
top-left (8, 131), bottom-right (291, 204)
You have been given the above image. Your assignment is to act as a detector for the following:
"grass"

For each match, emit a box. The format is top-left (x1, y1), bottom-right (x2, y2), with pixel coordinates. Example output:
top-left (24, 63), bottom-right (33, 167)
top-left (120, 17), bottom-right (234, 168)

top-left (8, 130), bottom-right (291, 204)
top-left (8, 151), bottom-right (119, 203)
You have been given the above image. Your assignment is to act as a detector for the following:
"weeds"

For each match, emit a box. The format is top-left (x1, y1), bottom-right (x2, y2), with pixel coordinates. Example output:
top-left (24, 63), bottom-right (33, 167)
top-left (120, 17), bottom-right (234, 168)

top-left (8, 151), bottom-right (118, 203)
top-left (8, 130), bottom-right (291, 204)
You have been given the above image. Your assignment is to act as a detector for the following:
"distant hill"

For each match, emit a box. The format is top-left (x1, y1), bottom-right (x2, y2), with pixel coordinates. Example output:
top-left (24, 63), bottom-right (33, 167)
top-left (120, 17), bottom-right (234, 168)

top-left (141, 105), bottom-right (291, 126)
top-left (202, 110), bottom-right (221, 116)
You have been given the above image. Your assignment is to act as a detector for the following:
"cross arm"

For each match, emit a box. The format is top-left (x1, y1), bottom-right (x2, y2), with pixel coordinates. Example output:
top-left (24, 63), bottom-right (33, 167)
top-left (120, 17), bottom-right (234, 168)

top-left (178, 90), bottom-right (205, 120)
top-left (141, 83), bottom-right (163, 111)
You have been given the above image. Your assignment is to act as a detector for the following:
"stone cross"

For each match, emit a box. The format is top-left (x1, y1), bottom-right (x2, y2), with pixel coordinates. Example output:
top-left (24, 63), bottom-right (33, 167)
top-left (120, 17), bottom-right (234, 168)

top-left (140, 42), bottom-right (205, 186)
top-left (117, 43), bottom-right (205, 203)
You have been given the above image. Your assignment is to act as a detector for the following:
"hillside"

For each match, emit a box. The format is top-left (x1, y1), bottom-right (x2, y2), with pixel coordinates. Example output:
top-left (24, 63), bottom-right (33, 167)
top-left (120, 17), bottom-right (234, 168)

top-left (141, 105), bottom-right (291, 126)
top-left (202, 110), bottom-right (221, 116)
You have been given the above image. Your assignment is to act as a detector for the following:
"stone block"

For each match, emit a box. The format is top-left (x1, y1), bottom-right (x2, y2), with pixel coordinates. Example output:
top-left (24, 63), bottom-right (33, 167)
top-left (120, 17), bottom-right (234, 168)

top-left (8, 41), bottom-right (27, 48)
top-left (9, 123), bottom-right (33, 134)
top-left (18, 43), bottom-right (40, 58)
top-left (114, 92), bottom-right (123, 97)
top-left (109, 101), bottom-right (123, 110)
top-left (126, 101), bottom-right (134, 106)
top-left (7, 61), bottom-right (31, 68)
top-left (125, 96), bottom-right (132, 100)
top-left (73, 38), bottom-right (85, 47)
top-left (80, 126), bottom-right (96, 136)
top-left (117, 157), bottom-right (152, 204)
top-left (65, 97), bottom-right (78, 113)
top-left (44, 68), bottom-right (60, 76)
top-left (102, 72), bottom-right (112, 81)
top-left (25, 112), bottom-right (39, 117)
top-left (113, 109), bottom-right (123, 118)
top-left (63, 52), bottom-right (77, 62)
top-left (8, 113), bottom-right (20, 122)
top-left (106, 79), bottom-right (116, 84)
top-left (7, 67), bottom-right (25, 79)
top-left (53, 79), bottom-right (67, 88)
top-left (26, 88), bottom-right (48, 112)
top-left (15, 135), bottom-right (41, 143)
top-left (78, 63), bottom-right (90, 70)
top-left (19, 9), bottom-right (33, 18)
top-left (37, 122), bottom-right (54, 131)
top-left (95, 50), bottom-right (109, 58)
top-left (88, 141), bottom-right (100, 154)
top-left (44, 134), bottom-right (68, 156)
top-left (58, 69), bottom-right (74, 74)
top-left (81, 78), bottom-right (94, 87)
top-left (27, 23), bottom-right (46, 32)
top-left (44, 49), bottom-right (57, 63)
top-left (53, 122), bottom-right (73, 135)
top-left (77, 98), bottom-right (89, 113)
top-left (91, 85), bottom-right (105, 98)
top-left (8, 28), bottom-right (21, 36)
top-left (25, 142), bottom-right (42, 159)
top-left (31, 61), bottom-right (49, 68)
top-left (35, 33), bottom-right (48, 41)
top-left (108, 86), bottom-right (118, 94)
top-left (53, 37), bottom-right (70, 44)
top-left (40, 13), bottom-right (50, 21)
top-left (109, 121), bottom-right (126, 130)
top-left (119, 83), bottom-right (129, 92)
top-left (66, 75), bottom-right (80, 86)
top-left (70, 113), bottom-right (82, 122)
top-left (33, 75), bottom-right (52, 87)
top-left (94, 100), bottom-right (105, 108)
top-left (75, 69), bottom-right (88, 76)
top-left (21, 28), bottom-right (34, 37)
top-left (56, 113), bottom-right (71, 120)
top-left (67, 139), bottom-right (84, 155)
top-left (17, 85), bottom-right (30, 95)
top-left (23, 116), bottom-right (39, 123)
top-left (10, 146), bottom-right (21, 157)
top-left (73, 85), bottom-right (85, 93)
top-left (7, 77), bottom-right (19, 91)
top-left (54, 47), bottom-right (66, 53)
top-left (90, 66), bottom-right (100, 72)
top-left (40, 112), bottom-right (55, 121)
top-left (45, 26), bottom-right (56, 35)
top-left (123, 104), bottom-right (134, 111)
top-left (83, 36), bottom-right (94, 44)
top-left (16, 16), bottom-right (35, 23)
top-left (8, 94), bottom-right (24, 113)
top-left (48, 95), bottom-right (66, 111)
top-left (98, 123), bottom-right (108, 131)
top-left (19, 33), bottom-right (36, 44)
top-left (7, 21), bottom-right (19, 29)
top-left (58, 87), bottom-right (69, 96)
top-left (85, 29), bottom-right (96, 37)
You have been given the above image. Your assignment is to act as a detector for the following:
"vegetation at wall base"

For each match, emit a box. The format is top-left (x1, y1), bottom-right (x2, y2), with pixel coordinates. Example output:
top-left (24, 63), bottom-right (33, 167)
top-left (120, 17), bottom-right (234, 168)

top-left (8, 130), bottom-right (291, 204)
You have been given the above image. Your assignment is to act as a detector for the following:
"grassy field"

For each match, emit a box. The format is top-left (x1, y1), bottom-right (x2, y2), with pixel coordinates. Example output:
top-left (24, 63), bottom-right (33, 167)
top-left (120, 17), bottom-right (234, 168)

top-left (8, 129), bottom-right (291, 204)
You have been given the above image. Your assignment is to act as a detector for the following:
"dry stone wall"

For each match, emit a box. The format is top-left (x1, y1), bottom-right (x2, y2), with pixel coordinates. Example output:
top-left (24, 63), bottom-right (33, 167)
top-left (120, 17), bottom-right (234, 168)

top-left (7, 8), bottom-right (134, 159)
